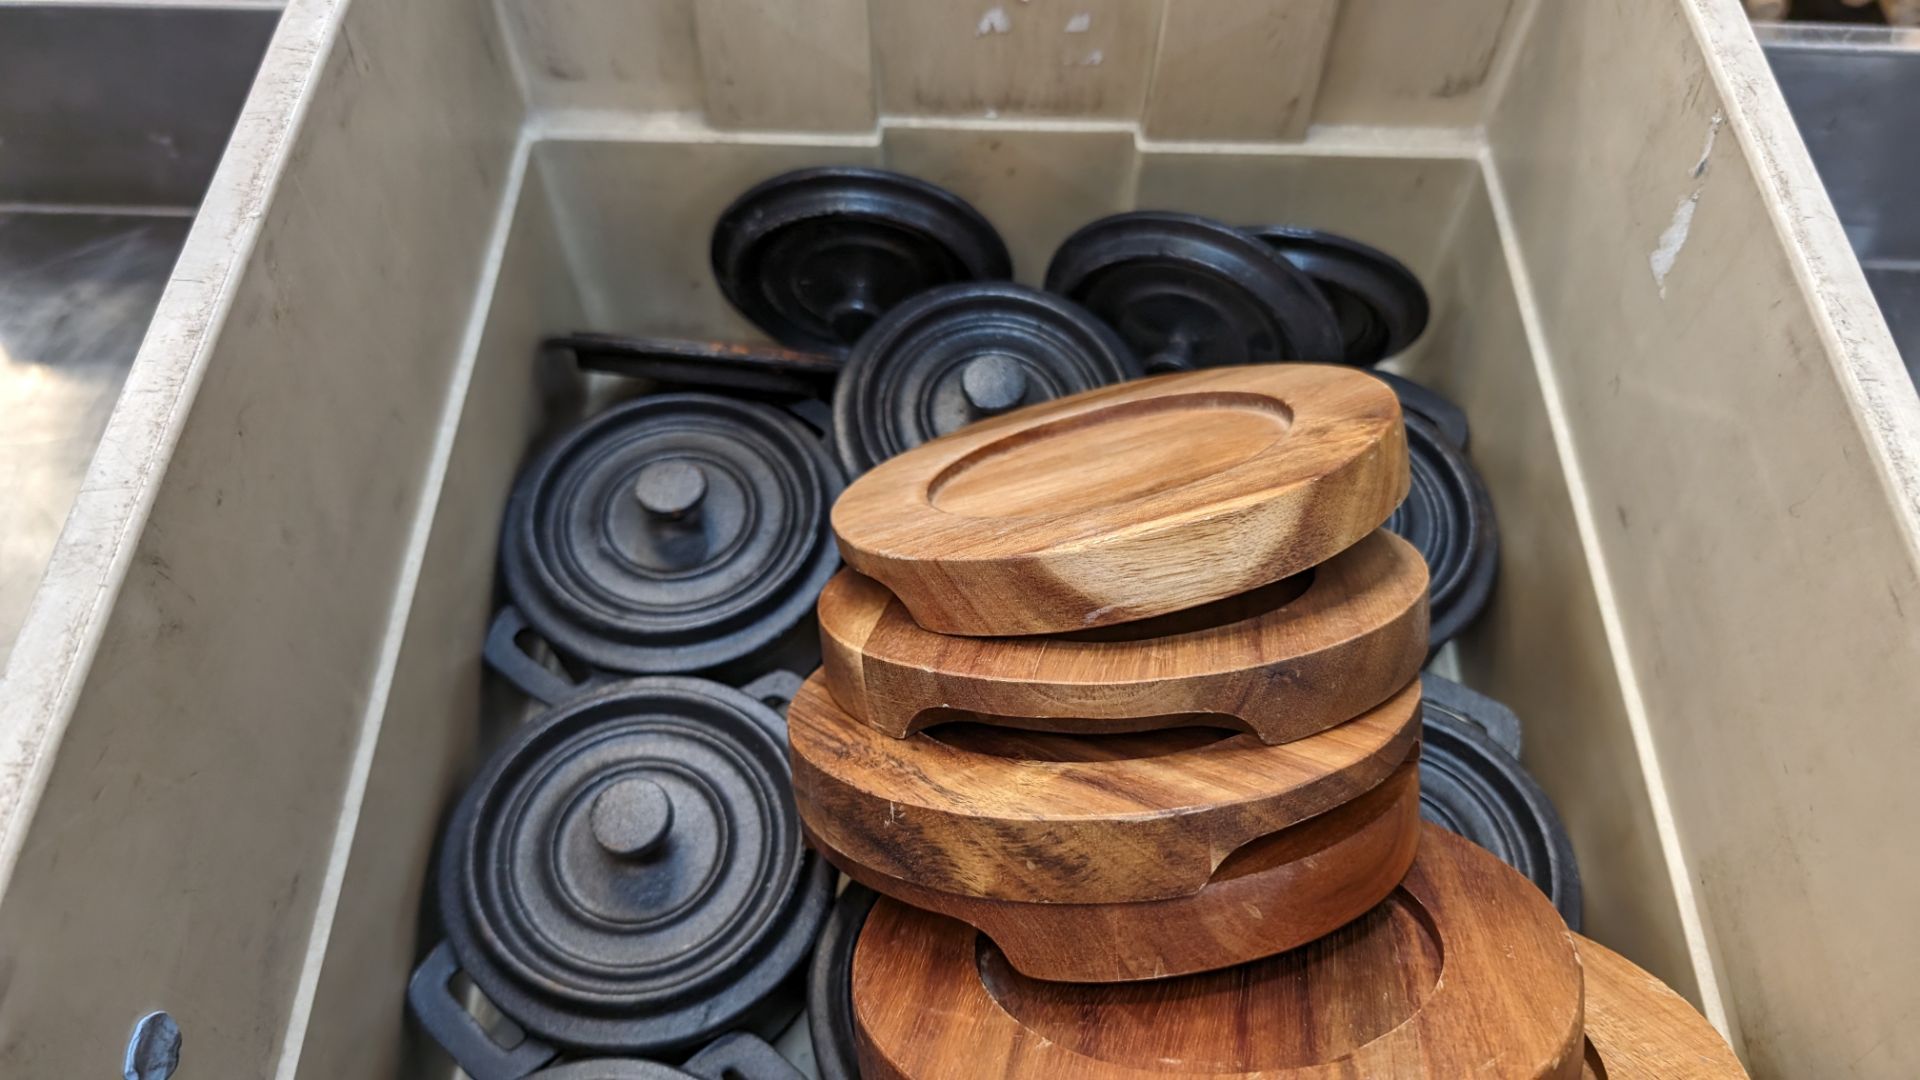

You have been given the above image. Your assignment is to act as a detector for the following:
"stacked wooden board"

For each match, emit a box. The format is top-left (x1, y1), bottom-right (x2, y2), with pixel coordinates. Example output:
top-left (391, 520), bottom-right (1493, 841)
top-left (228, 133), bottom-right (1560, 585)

top-left (788, 365), bottom-right (1742, 1077)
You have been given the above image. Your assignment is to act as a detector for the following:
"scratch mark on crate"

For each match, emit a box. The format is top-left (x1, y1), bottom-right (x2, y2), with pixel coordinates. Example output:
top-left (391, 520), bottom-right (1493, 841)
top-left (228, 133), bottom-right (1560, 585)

top-left (1651, 111), bottom-right (1725, 298)
top-left (1650, 193), bottom-right (1699, 300)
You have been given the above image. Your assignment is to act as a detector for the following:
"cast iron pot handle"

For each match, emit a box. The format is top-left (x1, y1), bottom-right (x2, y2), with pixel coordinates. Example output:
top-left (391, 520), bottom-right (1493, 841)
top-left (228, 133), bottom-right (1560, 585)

top-left (737, 669), bottom-right (805, 715)
top-left (782, 396), bottom-right (834, 439)
top-left (1420, 672), bottom-right (1524, 760)
top-left (485, 606), bottom-right (586, 706)
top-left (683, 1032), bottom-right (806, 1080)
top-left (407, 941), bottom-right (557, 1080)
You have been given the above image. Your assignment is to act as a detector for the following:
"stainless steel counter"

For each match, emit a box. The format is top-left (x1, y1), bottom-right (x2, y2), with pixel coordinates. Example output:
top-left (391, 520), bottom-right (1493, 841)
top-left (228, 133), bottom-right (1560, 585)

top-left (0, 3), bottom-right (280, 663)
top-left (1761, 23), bottom-right (1920, 389)
top-left (0, 212), bottom-right (192, 664)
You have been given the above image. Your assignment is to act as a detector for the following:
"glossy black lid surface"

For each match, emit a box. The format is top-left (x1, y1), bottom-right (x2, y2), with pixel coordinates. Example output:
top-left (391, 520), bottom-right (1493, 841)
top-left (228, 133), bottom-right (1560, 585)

top-left (1385, 413), bottom-right (1498, 650)
top-left (500, 394), bottom-right (844, 677)
top-left (805, 884), bottom-right (878, 1080)
top-left (712, 167), bottom-right (1012, 353)
top-left (1044, 211), bottom-right (1344, 371)
top-left (439, 678), bottom-right (834, 1056)
top-left (1249, 225), bottom-right (1430, 365)
top-left (831, 283), bottom-right (1141, 474)
top-left (1419, 706), bottom-right (1581, 929)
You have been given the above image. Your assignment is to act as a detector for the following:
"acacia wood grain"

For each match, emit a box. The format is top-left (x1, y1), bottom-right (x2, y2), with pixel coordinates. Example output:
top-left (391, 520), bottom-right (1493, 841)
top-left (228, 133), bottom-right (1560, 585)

top-left (1577, 934), bottom-right (1747, 1078)
top-left (789, 670), bottom-right (1420, 903)
top-left (819, 529), bottom-right (1428, 742)
top-left (852, 825), bottom-right (1584, 1079)
top-left (811, 756), bottom-right (1420, 982)
top-left (831, 365), bottom-right (1408, 637)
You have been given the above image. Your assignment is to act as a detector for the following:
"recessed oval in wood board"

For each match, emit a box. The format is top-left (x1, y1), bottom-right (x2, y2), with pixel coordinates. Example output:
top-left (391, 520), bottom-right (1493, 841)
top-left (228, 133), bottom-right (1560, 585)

top-left (788, 670), bottom-right (1419, 903)
top-left (830, 365), bottom-right (1408, 637)
top-left (819, 529), bottom-right (1428, 742)
top-left (810, 757), bottom-right (1420, 982)
top-left (851, 825), bottom-right (1584, 1080)
top-left (925, 391), bottom-right (1292, 516)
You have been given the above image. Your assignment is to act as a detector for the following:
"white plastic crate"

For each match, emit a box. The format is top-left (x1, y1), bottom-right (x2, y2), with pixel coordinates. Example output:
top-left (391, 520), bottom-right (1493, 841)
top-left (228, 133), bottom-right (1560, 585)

top-left (1, 1), bottom-right (1913, 1076)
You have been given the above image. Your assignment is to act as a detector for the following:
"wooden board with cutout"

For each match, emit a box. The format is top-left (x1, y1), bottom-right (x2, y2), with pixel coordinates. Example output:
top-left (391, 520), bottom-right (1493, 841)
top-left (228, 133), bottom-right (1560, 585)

top-left (819, 529), bottom-right (1427, 742)
top-left (851, 825), bottom-right (1584, 1079)
top-left (789, 670), bottom-right (1418, 903)
top-left (831, 365), bottom-right (1407, 637)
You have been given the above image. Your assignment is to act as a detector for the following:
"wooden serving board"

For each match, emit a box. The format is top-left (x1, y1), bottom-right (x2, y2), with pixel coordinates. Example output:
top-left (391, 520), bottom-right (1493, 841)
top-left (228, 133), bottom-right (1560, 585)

top-left (810, 756), bottom-right (1419, 982)
top-left (851, 825), bottom-right (1584, 1079)
top-left (831, 365), bottom-right (1408, 637)
top-left (1576, 935), bottom-right (1748, 1078)
top-left (819, 529), bottom-right (1427, 742)
top-left (789, 670), bottom-right (1419, 903)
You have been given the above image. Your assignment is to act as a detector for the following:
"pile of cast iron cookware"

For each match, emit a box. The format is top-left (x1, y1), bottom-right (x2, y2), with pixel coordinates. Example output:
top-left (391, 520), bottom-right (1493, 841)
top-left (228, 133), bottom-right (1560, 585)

top-left (405, 167), bottom-right (1580, 1080)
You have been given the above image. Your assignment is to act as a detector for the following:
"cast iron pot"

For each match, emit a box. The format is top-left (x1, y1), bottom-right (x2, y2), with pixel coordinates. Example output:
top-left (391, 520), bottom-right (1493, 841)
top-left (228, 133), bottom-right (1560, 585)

top-left (409, 678), bottom-right (835, 1080)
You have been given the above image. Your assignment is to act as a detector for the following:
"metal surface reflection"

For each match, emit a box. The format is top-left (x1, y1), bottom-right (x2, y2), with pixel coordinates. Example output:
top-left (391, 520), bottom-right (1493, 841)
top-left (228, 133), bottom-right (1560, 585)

top-left (0, 3), bottom-right (279, 661)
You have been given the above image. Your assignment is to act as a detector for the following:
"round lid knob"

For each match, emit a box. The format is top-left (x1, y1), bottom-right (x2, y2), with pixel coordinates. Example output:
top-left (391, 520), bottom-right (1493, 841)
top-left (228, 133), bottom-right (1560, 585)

top-left (1144, 338), bottom-right (1198, 375)
top-left (1045, 211), bottom-right (1344, 368)
top-left (959, 355), bottom-right (1029, 414)
top-left (712, 167), bottom-right (1013, 353)
top-left (591, 777), bottom-right (675, 858)
top-left (825, 283), bottom-right (885, 343)
top-left (633, 461), bottom-right (708, 520)
top-left (500, 394), bottom-right (845, 676)
top-left (831, 283), bottom-right (1141, 475)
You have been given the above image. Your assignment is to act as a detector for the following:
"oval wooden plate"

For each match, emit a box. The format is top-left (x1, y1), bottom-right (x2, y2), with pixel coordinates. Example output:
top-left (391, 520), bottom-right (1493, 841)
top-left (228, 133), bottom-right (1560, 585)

top-left (810, 756), bottom-right (1420, 982)
top-left (789, 670), bottom-right (1419, 903)
top-left (1576, 935), bottom-right (1747, 1078)
top-left (831, 365), bottom-right (1408, 637)
top-left (852, 825), bottom-right (1584, 1080)
top-left (819, 529), bottom-right (1428, 742)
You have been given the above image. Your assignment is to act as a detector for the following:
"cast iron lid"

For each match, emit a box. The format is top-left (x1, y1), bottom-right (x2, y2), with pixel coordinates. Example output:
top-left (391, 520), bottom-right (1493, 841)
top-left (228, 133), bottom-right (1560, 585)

top-left (1043, 211), bottom-right (1344, 371)
top-left (552, 332), bottom-right (841, 399)
top-left (438, 678), bottom-right (835, 1057)
top-left (1370, 369), bottom-right (1470, 452)
top-left (805, 884), bottom-right (878, 1080)
top-left (500, 393), bottom-right (845, 677)
top-left (712, 167), bottom-right (1013, 354)
top-left (1385, 413), bottom-right (1498, 651)
top-left (530, 1033), bottom-right (803, 1080)
top-left (1248, 226), bottom-right (1430, 365)
top-left (831, 282), bottom-right (1143, 475)
top-left (1419, 705), bottom-right (1581, 929)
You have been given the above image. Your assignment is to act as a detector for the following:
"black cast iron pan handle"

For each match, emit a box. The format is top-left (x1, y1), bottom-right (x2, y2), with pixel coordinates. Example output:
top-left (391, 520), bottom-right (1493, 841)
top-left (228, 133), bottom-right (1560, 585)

top-left (408, 941), bottom-right (558, 1080)
top-left (485, 605), bottom-right (597, 706)
top-left (681, 1033), bottom-right (806, 1080)
top-left (736, 669), bottom-right (804, 715)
